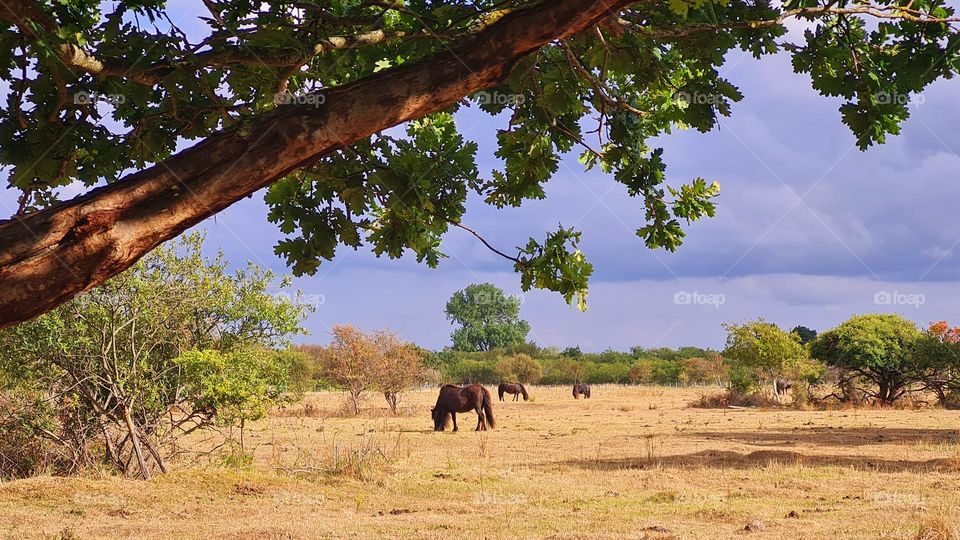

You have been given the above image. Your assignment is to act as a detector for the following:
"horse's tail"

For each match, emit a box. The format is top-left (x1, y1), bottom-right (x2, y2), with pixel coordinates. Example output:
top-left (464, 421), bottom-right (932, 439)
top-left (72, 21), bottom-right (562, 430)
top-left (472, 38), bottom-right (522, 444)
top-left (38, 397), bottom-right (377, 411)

top-left (481, 387), bottom-right (496, 429)
top-left (497, 383), bottom-right (504, 400)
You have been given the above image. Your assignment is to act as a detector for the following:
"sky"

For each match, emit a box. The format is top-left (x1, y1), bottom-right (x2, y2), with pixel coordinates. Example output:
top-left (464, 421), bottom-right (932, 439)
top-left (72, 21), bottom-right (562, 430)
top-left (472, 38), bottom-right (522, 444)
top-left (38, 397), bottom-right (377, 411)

top-left (6, 4), bottom-right (960, 352)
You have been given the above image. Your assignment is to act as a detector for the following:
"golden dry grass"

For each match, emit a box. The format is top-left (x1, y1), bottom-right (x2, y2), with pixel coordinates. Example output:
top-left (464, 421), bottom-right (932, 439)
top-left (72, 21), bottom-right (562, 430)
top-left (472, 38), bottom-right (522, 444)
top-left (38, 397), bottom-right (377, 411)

top-left (3, 385), bottom-right (960, 539)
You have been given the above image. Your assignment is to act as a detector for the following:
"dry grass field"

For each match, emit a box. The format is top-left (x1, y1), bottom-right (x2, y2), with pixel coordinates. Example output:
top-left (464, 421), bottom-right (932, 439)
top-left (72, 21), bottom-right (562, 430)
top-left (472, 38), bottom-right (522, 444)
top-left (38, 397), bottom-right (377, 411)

top-left (3, 385), bottom-right (960, 539)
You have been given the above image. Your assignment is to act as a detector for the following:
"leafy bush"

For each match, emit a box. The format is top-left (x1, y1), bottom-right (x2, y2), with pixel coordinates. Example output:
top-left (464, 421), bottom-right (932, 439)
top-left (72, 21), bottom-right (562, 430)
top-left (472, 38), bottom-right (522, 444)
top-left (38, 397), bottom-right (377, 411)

top-left (452, 359), bottom-right (498, 384)
top-left (628, 361), bottom-right (653, 383)
top-left (729, 366), bottom-right (759, 395)
top-left (495, 353), bottom-right (542, 383)
top-left (0, 390), bottom-right (60, 479)
top-left (176, 348), bottom-right (297, 447)
top-left (0, 233), bottom-right (308, 479)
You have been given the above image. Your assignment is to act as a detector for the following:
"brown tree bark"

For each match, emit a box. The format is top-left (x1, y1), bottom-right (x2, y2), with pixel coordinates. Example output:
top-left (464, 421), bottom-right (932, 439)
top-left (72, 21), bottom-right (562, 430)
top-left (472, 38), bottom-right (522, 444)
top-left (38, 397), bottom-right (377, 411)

top-left (121, 405), bottom-right (151, 480)
top-left (0, 0), bottom-right (634, 329)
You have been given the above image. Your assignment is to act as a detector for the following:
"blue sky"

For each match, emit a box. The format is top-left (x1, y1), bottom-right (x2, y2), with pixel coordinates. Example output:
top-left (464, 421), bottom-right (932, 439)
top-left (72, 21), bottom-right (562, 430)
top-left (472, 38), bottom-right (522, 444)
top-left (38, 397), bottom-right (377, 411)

top-left (5, 4), bottom-right (960, 351)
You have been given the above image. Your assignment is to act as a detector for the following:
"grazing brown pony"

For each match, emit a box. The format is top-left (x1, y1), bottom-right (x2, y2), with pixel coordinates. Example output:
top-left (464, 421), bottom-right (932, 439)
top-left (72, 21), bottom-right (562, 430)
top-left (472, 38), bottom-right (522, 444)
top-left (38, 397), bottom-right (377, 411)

top-left (498, 382), bottom-right (529, 401)
top-left (431, 384), bottom-right (495, 431)
top-left (572, 383), bottom-right (591, 399)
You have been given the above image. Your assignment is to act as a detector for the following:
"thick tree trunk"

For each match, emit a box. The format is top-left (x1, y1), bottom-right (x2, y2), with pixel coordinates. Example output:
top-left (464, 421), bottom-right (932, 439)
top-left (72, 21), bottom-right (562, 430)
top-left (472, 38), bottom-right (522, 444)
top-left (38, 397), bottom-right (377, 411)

top-left (876, 374), bottom-right (903, 406)
top-left (0, 0), bottom-right (634, 328)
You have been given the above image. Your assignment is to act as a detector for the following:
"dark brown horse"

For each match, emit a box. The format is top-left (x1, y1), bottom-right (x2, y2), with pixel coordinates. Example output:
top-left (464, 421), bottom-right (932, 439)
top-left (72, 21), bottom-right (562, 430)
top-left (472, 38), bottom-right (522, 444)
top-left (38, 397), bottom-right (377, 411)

top-left (431, 384), bottom-right (495, 431)
top-left (498, 382), bottom-right (529, 401)
top-left (572, 383), bottom-right (591, 399)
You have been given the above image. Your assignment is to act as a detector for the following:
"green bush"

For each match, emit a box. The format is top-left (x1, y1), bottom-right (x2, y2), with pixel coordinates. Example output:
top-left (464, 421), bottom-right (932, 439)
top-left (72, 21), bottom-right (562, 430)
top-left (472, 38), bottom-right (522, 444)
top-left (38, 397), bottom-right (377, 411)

top-left (0, 390), bottom-right (60, 479)
top-left (729, 366), bottom-right (759, 395)
top-left (495, 353), bottom-right (543, 383)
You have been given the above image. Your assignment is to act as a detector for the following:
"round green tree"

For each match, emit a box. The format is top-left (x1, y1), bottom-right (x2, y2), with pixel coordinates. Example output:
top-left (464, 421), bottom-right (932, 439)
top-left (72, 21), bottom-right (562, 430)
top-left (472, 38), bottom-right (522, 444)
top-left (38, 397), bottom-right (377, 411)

top-left (810, 314), bottom-right (921, 405)
top-left (445, 283), bottom-right (530, 352)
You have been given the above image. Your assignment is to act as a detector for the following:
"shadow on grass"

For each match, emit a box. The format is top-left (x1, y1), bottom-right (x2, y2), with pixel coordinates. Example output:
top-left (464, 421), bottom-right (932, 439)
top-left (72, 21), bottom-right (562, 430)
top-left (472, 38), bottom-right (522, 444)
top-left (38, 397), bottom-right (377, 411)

top-left (557, 449), bottom-right (960, 473)
top-left (683, 427), bottom-right (960, 447)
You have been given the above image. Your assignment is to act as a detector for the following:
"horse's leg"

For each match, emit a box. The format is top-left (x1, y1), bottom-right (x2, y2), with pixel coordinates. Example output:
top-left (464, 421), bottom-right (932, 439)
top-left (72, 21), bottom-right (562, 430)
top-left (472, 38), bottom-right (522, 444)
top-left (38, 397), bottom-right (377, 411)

top-left (451, 412), bottom-right (458, 432)
top-left (475, 403), bottom-right (485, 431)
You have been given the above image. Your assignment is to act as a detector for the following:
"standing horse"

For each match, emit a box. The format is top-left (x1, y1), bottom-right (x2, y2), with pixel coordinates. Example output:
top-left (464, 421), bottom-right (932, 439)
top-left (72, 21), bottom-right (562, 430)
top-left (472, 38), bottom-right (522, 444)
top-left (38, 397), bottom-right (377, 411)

top-left (572, 383), bottom-right (591, 399)
top-left (498, 383), bottom-right (529, 401)
top-left (431, 384), bottom-right (495, 431)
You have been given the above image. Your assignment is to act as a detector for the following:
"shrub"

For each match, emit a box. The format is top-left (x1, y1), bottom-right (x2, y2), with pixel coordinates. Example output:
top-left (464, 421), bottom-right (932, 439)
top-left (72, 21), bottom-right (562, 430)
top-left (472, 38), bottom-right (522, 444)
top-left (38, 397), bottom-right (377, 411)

top-left (729, 366), bottom-right (759, 395)
top-left (495, 353), bottom-right (542, 384)
top-left (0, 390), bottom-right (60, 479)
top-left (451, 359), bottom-right (498, 384)
top-left (628, 361), bottom-right (653, 383)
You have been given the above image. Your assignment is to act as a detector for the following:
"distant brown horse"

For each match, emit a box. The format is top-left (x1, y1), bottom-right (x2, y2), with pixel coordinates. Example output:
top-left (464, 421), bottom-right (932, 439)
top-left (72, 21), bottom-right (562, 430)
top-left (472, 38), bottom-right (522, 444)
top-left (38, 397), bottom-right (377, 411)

top-left (572, 383), bottom-right (591, 399)
top-left (431, 384), bottom-right (495, 431)
top-left (498, 383), bottom-right (529, 401)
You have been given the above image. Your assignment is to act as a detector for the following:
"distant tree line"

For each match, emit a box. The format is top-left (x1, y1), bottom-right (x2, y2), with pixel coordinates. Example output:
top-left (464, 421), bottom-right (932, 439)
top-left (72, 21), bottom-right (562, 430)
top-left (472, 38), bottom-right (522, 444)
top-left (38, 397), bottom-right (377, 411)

top-left (435, 283), bottom-right (727, 386)
top-left (424, 345), bottom-right (726, 386)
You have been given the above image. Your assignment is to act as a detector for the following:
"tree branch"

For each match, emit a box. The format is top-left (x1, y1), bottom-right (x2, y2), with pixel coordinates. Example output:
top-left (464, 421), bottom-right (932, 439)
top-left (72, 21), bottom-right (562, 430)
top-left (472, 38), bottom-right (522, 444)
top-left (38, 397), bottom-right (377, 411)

top-left (449, 221), bottom-right (520, 263)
